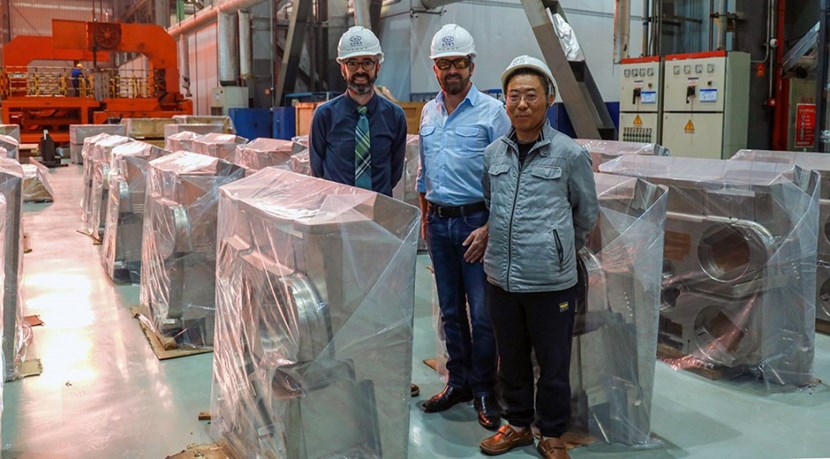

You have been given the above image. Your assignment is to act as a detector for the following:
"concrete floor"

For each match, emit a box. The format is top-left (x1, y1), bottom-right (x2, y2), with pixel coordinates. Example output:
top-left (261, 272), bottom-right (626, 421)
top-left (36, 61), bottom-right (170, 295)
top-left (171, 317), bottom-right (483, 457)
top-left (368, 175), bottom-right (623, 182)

top-left (2, 165), bottom-right (830, 458)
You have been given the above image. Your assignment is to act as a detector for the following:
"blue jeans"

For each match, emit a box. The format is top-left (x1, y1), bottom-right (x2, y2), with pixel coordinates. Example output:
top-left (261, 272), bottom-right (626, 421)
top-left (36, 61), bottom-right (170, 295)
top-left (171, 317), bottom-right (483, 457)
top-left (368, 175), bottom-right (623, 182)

top-left (426, 209), bottom-right (497, 395)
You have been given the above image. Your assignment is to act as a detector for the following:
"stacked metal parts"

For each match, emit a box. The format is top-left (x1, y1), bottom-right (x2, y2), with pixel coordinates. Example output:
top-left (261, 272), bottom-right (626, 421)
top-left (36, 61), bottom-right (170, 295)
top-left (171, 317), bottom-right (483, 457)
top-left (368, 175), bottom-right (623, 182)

top-left (599, 156), bottom-right (819, 386)
top-left (189, 133), bottom-right (249, 162)
top-left (171, 115), bottom-right (236, 134)
top-left (69, 125), bottom-right (127, 165)
top-left (575, 138), bottom-right (670, 172)
top-left (140, 152), bottom-right (244, 348)
top-left (212, 168), bottom-right (419, 458)
top-left (571, 174), bottom-right (667, 445)
top-left (730, 149), bottom-right (830, 326)
top-left (21, 160), bottom-right (54, 202)
top-left (101, 142), bottom-right (169, 283)
top-left (0, 158), bottom-right (29, 380)
top-left (233, 138), bottom-right (294, 173)
top-left (85, 135), bottom-right (134, 240)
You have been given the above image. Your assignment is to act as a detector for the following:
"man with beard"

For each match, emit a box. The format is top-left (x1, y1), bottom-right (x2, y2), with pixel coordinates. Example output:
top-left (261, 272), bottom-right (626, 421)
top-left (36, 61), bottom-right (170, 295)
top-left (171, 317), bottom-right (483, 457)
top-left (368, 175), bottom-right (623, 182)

top-left (417, 24), bottom-right (510, 431)
top-left (310, 26), bottom-right (407, 198)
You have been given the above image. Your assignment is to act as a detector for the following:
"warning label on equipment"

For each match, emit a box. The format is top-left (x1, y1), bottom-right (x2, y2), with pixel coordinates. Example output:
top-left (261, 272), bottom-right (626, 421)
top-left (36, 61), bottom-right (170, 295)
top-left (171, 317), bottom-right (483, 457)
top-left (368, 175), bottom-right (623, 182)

top-left (684, 119), bottom-right (695, 134)
top-left (633, 115), bottom-right (643, 126)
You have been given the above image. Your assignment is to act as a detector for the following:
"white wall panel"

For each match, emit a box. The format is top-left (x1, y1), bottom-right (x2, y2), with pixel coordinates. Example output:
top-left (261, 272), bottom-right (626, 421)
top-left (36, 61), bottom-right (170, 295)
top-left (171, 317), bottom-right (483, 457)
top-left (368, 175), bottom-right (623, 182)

top-left (189, 23), bottom-right (219, 115)
top-left (10, 0), bottom-right (113, 37)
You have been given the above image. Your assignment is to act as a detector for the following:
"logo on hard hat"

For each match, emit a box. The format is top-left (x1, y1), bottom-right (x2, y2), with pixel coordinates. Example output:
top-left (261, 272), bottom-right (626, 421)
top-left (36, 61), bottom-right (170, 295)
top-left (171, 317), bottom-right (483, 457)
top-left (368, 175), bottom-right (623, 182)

top-left (441, 36), bottom-right (455, 48)
top-left (512, 56), bottom-right (528, 65)
top-left (350, 36), bottom-right (363, 47)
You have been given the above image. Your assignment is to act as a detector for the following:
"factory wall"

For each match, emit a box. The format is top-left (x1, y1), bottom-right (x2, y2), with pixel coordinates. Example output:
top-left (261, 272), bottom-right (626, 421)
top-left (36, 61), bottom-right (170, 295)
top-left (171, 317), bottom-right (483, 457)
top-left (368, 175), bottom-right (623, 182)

top-left (7, 0), bottom-right (113, 37)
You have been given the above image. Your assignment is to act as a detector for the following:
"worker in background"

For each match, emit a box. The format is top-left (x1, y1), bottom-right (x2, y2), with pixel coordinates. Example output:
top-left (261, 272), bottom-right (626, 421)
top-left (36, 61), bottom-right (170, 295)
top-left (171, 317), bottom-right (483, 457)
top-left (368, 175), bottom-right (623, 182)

top-left (417, 24), bottom-right (510, 431)
top-left (71, 63), bottom-right (84, 96)
top-left (309, 26), bottom-right (418, 397)
top-left (478, 55), bottom-right (598, 459)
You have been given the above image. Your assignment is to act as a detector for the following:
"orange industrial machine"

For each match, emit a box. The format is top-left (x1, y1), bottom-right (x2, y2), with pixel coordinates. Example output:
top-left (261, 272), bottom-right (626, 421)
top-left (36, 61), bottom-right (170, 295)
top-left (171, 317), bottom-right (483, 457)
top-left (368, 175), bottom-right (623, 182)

top-left (0, 20), bottom-right (192, 143)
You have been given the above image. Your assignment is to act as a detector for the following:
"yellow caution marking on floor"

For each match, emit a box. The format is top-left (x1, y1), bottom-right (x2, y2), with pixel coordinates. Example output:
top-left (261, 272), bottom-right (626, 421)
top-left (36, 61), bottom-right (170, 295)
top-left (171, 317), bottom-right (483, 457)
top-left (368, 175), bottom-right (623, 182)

top-left (633, 115), bottom-right (643, 126)
top-left (684, 119), bottom-right (695, 134)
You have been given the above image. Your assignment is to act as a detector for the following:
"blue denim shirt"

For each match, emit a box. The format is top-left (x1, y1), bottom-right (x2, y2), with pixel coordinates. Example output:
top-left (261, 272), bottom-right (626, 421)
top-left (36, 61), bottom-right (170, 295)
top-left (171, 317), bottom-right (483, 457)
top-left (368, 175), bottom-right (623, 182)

top-left (417, 85), bottom-right (510, 206)
top-left (310, 92), bottom-right (407, 197)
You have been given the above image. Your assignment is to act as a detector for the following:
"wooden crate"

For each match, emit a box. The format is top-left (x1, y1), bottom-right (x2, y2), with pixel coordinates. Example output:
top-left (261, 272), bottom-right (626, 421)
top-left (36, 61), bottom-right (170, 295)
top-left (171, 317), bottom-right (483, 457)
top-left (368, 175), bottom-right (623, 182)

top-left (397, 101), bottom-right (426, 135)
top-left (294, 102), bottom-right (325, 137)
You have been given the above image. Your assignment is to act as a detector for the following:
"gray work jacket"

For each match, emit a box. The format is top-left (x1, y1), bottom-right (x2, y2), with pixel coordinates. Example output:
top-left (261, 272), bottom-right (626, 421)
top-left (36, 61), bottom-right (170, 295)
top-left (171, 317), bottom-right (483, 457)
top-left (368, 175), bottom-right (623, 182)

top-left (482, 124), bottom-right (599, 293)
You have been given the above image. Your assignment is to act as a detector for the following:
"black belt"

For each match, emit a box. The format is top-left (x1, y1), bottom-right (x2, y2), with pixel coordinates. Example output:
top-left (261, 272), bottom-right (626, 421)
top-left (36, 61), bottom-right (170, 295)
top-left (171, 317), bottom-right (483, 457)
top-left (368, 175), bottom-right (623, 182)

top-left (428, 201), bottom-right (487, 218)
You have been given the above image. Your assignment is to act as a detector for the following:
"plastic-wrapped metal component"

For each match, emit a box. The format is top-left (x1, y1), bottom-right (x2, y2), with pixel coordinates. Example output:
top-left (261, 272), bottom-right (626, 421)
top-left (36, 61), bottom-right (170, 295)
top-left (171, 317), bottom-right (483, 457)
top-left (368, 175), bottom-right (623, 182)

top-left (21, 160), bottom-right (54, 202)
top-left (172, 115), bottom-right (235, 134)
top-left (121, 118), bottom-right (175, 140)
top-left (0, 136), bottom-right (19, 161)
top-left (0, 194), bottom-right (4, 437)
top-left (164, 123), bottom-right (226, 138)
top-left (730, 149), bottom-right (830, 324)
top-left (164, 131), bottom-right (200, 153)
top-left (570, 174), bottom-right (667, 446)
top-left (101, 142), bottom-right (169, 283)
top-left (81, 133), bottom-right (112, 224)
top-left (211, 168), bottom-right (419, 459)
top-left (190, 133), bottom-right (248, 162)
top-left (289, 149), bottom-right (311, 176)
top-left (234, 138), bottom-right (293, 172)
top-left (291, 135), bottom-right (309, 153)
top-left (140, 152), bottom-right (245, 348)
top-left (575, 138), bottom-right (670, 172)
top-left (70, 124), bottom-right (127, 165)
top-left (599, 155), bottom-right (819, 386)
top-left (0, 158), bottom-right (30, 380)
top-left (0, 125), bottom-right (20, 141)
top-left (86, 136), bottom-right (134, 239)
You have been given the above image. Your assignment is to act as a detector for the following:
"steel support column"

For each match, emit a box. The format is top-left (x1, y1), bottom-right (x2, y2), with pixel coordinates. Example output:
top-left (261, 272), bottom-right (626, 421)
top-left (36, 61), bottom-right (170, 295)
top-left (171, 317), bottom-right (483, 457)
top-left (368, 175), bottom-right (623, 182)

top-left (275, 0), bottom-right (313, 105)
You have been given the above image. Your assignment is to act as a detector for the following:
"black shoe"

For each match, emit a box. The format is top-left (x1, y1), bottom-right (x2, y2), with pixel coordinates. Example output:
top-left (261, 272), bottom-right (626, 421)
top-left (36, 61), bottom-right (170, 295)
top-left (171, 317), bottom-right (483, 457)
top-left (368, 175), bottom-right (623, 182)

top-left (423, 385), bottom-right (472, 413)
top-left (474, 394), bottom-right (502, 430)
top-left (411, 383), bottom-right (420, 397)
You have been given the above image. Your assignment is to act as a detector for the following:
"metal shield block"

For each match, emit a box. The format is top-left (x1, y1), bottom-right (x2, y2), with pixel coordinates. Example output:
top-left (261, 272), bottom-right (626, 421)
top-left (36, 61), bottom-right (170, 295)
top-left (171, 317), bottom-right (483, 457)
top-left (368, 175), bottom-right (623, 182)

top-left (234, 138), bottom-right (293, 172)
top-left (0, 160), bottom-right (26, 380)
top-left (819, 199), bottom-right (830, 259)
top-left (213, 169), bottom-right (419, 458)
top-left (817, 262), bottom-right (830, 323)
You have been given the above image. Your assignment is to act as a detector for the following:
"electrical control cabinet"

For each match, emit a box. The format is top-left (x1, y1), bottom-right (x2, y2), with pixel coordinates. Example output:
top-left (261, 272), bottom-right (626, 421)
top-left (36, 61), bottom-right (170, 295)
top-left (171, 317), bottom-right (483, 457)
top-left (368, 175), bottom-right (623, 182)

top-left (619, 57), bottom-right (662, 144)
top-left (661, 51), bottom-right (749, 159)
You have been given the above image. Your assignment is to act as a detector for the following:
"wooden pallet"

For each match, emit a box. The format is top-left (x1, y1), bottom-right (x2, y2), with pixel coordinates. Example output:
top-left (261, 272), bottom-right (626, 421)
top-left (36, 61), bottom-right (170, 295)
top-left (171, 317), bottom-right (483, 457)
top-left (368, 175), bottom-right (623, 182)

top-left (130, 306), bottom-right (212, 360)
top-left (166, 443), bottom-right (232, 459)
top-left (657, 343), bottom-right (747, 381)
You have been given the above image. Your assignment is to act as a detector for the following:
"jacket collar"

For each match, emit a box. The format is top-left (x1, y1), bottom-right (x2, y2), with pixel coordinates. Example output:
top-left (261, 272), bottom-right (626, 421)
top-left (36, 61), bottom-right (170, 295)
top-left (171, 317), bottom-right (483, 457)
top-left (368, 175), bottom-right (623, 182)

top-left (501, 122), bottom-right (557, 156)
top-left (435, 83), bottom-right (481, 110)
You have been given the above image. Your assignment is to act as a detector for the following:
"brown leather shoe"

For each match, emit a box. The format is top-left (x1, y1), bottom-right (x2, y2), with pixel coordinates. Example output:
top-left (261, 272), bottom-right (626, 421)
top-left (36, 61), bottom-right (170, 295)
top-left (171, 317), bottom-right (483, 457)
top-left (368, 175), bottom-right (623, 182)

top-left (537, 437), bottom-right (570, 459)
top-left (479, 424), bottom-right (534, 455)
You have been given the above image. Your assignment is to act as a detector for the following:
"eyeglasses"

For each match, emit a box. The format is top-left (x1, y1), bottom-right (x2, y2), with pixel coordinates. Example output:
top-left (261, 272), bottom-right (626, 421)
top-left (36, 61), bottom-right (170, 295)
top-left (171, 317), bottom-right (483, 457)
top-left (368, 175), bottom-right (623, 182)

top-left (345, 60), bottom-right (378, 71)
top-left (507, 92), bottom-right (541, 104)
top-left (434, 58), bottom-right (471, 71)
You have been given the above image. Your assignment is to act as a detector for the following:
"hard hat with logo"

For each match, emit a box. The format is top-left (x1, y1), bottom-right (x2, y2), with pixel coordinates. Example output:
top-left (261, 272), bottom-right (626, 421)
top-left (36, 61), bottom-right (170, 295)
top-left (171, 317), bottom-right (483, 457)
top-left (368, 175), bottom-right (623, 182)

top-left (500, 55), bottom-right (555, 93)
top-left (429, 24), bottom-right (476, 59)
top-left (337, 26), bottom-right (384, 63)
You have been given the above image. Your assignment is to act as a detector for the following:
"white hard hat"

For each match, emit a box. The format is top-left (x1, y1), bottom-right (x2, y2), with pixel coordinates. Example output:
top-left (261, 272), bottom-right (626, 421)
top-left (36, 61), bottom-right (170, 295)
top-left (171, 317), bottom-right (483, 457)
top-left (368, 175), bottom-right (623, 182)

top-left (500, 55), bottom-right (555, 93)
top-left (429, 24), bottom-right (476, 60)
top-left (337, 26), bottom-right (384, 63)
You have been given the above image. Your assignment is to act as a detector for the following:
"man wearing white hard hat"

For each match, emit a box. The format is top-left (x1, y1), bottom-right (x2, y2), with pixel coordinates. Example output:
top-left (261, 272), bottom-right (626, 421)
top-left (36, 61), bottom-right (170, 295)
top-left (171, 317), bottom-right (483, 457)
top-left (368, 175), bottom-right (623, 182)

top-left (479, 55), bottom-right (597, 459)
top-left (417, 24), bottom-right (510, 431)
top-left (310, 26), bottom-right (407, 198)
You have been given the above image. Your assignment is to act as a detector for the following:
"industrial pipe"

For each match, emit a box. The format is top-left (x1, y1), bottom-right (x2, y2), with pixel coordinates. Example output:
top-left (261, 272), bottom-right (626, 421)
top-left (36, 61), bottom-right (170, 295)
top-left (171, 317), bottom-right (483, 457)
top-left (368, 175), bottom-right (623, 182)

top-left (167, 0), bottom-right (269, 38)
top-left (420, 0), bottom-right (463, 10)
top-left (218, 11), bottom-right (240, 84)
top-left (614, 0), bottom-right (631, 62)
top-left (239, 9), bottom-right (252, 80)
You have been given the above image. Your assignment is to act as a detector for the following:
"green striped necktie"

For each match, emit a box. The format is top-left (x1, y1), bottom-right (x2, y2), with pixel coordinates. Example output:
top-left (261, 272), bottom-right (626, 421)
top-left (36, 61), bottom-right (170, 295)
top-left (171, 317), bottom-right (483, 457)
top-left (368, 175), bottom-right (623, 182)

top-left (355, 105), bottom-right (372, 190)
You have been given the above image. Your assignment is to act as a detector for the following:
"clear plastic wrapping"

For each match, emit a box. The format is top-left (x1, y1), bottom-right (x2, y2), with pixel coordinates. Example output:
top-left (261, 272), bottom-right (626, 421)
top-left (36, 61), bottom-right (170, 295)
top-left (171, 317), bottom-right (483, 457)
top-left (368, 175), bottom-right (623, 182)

top-left (172, 115), bottom-right (235, 134)
top-left (0, 124), bottom-right (20, 141)
top-left (0, 135), bottom-right (19, 161)
top-left (101, 142), bottom-right (169, 283)
top-left (393, 135), bottom-right (426, 250)
top-left (121, 118), bottom-right (175, 140)
top-left (189, 133), bottom-right (249, 162)
top-left (233, 138), bottom-right (294, 172)
top-left (86, 136), bottom-right (134, 239)
top-left (599, 155), bottom-right (819, 386)
top-left (164, 131), bottom-right (200, 153)
top-left (730, 149), bottom-right (830, 324)
top-left (21, 160), bottom-right (54, 202)
top-left (0, 158), bottom-right (30, 380)
top-left (164, 123), bottom-right (226, 138)
top-left (70, 125), bottom-right (127, 165)
top-left (291, 135), bottom-right (309, 153)
top-left (81, 133), bottom-right (113, 224)
top-left (211, 168), bottom-right (419, 458)
top-left (289, 149), bottom-right (311, 176)
top-left (571, 174), bottom-right (667, 446)
top-left (574, 139), bottom-right (670, 172)
top-left (140, 152), bottom-right (245, 348)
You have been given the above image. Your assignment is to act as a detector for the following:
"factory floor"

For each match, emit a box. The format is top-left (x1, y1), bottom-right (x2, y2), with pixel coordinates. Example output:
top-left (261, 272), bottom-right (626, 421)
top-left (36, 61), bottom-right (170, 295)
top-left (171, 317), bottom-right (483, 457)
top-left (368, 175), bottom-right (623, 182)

top-left (2, 165), bottom-right (829, 459)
